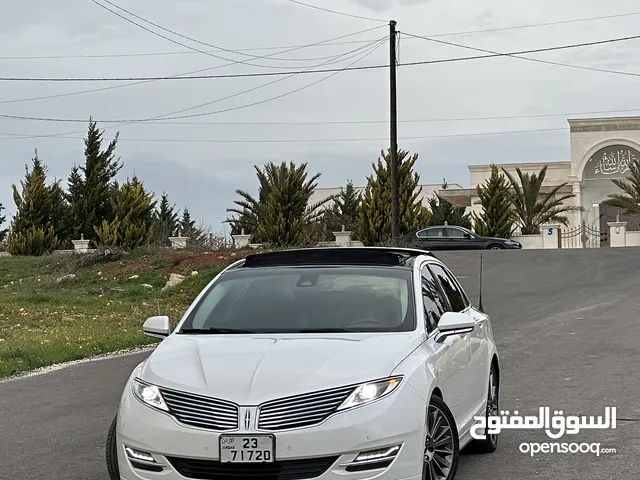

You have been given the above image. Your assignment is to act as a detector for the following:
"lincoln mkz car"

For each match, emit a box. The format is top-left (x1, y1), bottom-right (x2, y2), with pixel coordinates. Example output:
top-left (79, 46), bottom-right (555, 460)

top-left (106, 247), bottom-right (500, 480)
top-left (403, 225), bottom-right (522, 250)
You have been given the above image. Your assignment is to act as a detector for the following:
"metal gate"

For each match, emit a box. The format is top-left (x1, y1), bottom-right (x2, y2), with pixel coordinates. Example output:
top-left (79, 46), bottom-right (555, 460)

top-left (560, 221), bottom-right (603, 248)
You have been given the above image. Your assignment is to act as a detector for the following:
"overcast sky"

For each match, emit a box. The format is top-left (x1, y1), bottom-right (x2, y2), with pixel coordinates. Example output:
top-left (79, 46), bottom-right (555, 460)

top-left (2, 0), bottom-right (640, 236)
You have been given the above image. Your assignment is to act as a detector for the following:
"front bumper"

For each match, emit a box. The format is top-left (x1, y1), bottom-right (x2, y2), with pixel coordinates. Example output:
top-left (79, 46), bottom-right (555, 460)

top-left (116, 380), bottom-right (426, 480)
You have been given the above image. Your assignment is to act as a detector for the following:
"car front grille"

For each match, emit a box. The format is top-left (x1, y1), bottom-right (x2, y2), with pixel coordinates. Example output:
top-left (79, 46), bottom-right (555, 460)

top-left (167, 455), bottom-right (339, 480)
top-left (159, 387), bottom-right (239, 431)
top-left (257, 385), bottom-right (355, 431)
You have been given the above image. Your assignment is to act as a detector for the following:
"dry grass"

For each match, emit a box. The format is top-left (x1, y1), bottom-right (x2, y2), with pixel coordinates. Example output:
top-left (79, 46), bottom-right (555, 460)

top-left (0, 247), bottom-right (255, 378)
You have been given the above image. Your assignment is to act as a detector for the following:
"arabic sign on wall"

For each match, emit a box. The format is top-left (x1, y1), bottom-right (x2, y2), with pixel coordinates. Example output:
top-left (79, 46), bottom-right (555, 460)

top-left (583, 144), bottom-right (639, 179)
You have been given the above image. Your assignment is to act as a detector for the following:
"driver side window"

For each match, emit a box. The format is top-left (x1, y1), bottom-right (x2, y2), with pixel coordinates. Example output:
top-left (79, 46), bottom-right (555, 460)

top-left (421, 266), bottom-right (447, 333)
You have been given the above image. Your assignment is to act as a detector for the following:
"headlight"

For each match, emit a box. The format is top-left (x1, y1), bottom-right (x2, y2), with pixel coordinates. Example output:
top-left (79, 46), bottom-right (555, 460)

top-left (132, 378), bottom-right (169, 412)
top-left (337, 376), bottom-right (402, 411)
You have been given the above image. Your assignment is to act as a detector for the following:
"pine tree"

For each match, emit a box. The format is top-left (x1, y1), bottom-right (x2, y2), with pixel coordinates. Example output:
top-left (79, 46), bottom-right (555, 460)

top-left (0, 202), bottom-right (7, 244)
top-left (358, 148), bottom-right (430, 245)
top-left (179, 208), bottom-right (205, 244)
top-left (93, 178), bottom-right (154, 251)
top-left (7, 152), bottom-right (62, 255)
top-left (318, 180), bottom-right (362, 240)
top-left (427, 195), bottom-right (472, 229)
top-left (152, 192), bottom-right (179, 245)
top-left (473, 164), bottom-right (515, 238)
top-left (67, 119), bottom-right (122, 241)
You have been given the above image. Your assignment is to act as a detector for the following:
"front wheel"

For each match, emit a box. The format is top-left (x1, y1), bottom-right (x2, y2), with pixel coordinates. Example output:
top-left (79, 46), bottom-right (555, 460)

top-left (422, 395), bottom-right (460, 480)
top-left (470, 364), bottom-right (500, 453)
top-left (105, 415), bottom-right (120, 480)
top-left (487, 244), bottom-right (503, 250)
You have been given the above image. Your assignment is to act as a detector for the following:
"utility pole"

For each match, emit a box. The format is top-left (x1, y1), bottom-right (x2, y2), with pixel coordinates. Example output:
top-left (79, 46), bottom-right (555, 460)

top-left (389, 20), bottom-right (400, 240)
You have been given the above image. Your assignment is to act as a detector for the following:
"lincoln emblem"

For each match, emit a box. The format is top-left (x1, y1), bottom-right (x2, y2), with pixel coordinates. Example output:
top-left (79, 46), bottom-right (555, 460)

top-left (244, 410), bottom-right (251, 429)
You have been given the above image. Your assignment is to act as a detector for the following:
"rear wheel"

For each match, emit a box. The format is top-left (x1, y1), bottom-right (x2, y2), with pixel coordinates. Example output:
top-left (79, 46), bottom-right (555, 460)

top-left (422, 395), bottom-right (459, 480)
top-left (105, 415), bottom-right (120, 480)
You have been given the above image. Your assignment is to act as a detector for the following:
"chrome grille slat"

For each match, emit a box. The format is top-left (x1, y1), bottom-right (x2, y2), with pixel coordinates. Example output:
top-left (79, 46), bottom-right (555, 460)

top-left (160, 397), bottom-right (237, 418)
top-left (258, 385), bottom-right (354, 431)
top-left (159, 387), bottom-right (239, 431)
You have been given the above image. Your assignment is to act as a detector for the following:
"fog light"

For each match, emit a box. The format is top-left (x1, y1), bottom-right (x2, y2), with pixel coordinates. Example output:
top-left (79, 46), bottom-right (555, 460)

top-left (354, 445), bottom-right (401, 463)
top-left (125, 446), bottom-right (157, 463)
top-left (341, 444), bottom-right (401, 472)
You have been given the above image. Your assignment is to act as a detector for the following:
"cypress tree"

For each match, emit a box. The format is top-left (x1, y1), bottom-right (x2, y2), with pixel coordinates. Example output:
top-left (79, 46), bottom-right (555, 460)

top-left (473, 164), bottom-right (515, 238)
top-left (358, 148), bottom-right (430, 245)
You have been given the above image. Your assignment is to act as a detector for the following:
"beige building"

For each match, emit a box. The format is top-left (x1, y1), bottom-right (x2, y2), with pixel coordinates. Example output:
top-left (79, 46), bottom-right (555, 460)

top-left (318, 115), bottom-right (640, 248)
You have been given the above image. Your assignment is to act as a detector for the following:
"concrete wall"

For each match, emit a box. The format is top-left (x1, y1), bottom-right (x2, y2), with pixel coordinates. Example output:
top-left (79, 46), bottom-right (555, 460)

top-left (512, 234), bottom-right (544, 249)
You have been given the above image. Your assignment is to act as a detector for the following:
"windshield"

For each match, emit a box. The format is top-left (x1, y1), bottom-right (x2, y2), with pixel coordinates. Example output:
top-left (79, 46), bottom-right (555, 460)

top-left (178, 266), bottom-right (416, 333)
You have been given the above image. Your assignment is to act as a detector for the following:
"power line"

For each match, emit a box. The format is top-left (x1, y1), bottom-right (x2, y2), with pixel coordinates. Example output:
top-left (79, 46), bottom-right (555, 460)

top-left (94, 0), bottom-right (371, 64)
top-left (4, 32), bottom-right (640, 82)
top-left (402, 31), bottom-right (640, 78)
top-left (1, 38), bottom-right (388, 139)
top-left (287, 0), bottom-right (387, 23)
top-left (3, 10), bottom-right (640, 60)
top-left (0, 127), bottom-right (568, 143)
top-left (90, 0), bottom-right (378, 71)
top-left (0, 26), bottom-right (383, 105)
top-left (3, 106), bottom-right (640, 125)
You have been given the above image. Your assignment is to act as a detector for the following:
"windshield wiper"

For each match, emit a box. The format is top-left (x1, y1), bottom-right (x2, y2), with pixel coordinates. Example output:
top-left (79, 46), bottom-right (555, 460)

top-left (179, 328), bottom-right (259, 334)
top-left (284, 328), bottom-right (362, 333)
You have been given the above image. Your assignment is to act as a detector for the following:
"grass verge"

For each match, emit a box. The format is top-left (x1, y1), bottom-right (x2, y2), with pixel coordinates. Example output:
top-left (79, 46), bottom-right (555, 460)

top-left (0, 247), bottom-right (252, 379)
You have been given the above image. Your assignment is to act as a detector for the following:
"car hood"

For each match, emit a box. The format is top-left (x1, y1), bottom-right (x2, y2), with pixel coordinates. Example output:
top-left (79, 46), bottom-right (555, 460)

top-left (139, 332), bottom-right (420, 404)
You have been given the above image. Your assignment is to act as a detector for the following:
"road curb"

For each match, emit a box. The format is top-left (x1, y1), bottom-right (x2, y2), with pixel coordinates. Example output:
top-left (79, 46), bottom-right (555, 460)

top-left (0, 344), bottom-right (157, 385)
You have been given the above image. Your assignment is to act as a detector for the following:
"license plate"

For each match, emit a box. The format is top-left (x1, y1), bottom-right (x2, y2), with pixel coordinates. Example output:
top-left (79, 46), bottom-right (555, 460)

top-left (219, 435), bottom-right (275, 463)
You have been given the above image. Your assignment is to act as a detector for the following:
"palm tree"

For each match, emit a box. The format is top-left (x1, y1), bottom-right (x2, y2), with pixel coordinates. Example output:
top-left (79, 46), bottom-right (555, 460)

top-left (225, 161), bottom-right (330, 244)
top-left (502, 166), bottom-right (582, 235)
top-left (603, 156), bottom-right (640, 215)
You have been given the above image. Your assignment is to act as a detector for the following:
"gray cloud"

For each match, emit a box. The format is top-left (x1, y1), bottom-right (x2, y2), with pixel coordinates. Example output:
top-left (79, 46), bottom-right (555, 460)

top-left (2, 0), bottom-right (640, 234)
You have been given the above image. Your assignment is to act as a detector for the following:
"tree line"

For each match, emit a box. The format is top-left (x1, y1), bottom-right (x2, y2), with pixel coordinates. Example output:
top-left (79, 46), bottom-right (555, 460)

top-left (225, 148), bottom-right (640, 247)
top-left (0, 120), bottom-right (205, 256)
top-left (3, 123), bottom-right (640, 254)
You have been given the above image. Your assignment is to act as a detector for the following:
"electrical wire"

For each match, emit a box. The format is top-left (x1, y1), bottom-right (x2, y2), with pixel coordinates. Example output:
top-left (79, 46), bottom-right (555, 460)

top-left (3, 10), bottom-right (640, 60)
top-left (402, 31), bottom-right (640, 78)
top-left (94, 0), bottom-right (371, 63)
top-left (4, 32), bottom-right (640, 82)
top-left (0, 26), bottom-right (384, 105)
top-left (0, 127), bottom-right (568, 143)
top-left (91, 0), bottom-right (381, 70)
top-left (3, 106), bottom-right (640, 125)
top-left (287, 0), bottom-right (387, 23)
top-left (0, 38), bottom-right (388, 139)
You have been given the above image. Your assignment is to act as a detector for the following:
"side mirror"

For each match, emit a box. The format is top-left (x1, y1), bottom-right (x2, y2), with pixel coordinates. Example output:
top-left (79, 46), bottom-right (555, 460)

top-left (463, 233), bottom-right (473, 239)
top-left (435, 312), bottom-right (475, 342)
top-left (143, 316), bottom-right (171, 340)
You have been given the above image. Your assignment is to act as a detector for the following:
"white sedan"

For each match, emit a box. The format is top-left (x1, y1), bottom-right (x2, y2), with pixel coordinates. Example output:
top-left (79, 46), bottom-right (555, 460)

top-left (106, 247), bottom-right (500, 480)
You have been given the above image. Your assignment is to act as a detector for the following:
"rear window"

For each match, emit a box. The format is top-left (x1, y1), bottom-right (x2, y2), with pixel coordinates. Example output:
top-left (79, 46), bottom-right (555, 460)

top-left (179, 266), bottom-right (416, 333)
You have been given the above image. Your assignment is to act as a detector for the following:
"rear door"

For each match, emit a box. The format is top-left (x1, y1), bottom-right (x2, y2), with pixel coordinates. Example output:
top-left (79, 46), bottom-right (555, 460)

top-left (415, 227), bottom-right (448, 250)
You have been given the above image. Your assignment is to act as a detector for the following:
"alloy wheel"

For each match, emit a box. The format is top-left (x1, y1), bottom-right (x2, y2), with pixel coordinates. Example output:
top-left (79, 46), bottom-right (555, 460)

top-left (423, 404), bottom-right (455, 480)
top-left (486, 368), bottom-right (499, 444)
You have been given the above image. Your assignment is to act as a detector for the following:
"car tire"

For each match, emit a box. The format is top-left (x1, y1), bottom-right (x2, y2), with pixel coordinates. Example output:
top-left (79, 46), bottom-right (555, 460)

top-left (422, 395), bottom-right (460, 480)
top-left (488, 244), bottom-right (503, 250)
top-left (470, 364), bottom-right (500, 454)
top-left (105, 414), bottom-right (120, 480)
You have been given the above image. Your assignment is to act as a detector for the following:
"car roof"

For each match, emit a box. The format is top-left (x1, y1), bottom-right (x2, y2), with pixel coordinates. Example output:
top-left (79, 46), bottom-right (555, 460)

top-left (235, 247), bottom-right (435, 269)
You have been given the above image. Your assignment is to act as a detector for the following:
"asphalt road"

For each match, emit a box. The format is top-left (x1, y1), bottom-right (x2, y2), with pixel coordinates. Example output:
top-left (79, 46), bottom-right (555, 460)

top-left (1, 248), bottom-right (639, 480)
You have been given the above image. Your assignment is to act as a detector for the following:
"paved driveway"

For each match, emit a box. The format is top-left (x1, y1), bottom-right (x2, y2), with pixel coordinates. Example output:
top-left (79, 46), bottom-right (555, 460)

top-left (1, 248), bottom-right (639, 479)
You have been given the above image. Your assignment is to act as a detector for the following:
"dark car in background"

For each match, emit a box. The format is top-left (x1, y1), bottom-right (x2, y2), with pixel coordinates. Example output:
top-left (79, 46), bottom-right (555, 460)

top-left (402, 225), bottom-right (522, 251)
